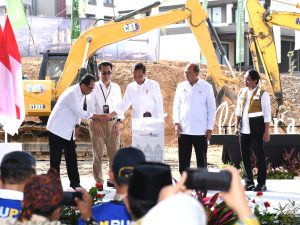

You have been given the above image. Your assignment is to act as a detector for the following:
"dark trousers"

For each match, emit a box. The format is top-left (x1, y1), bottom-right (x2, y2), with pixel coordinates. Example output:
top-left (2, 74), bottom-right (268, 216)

top-left (178, 134), bottom-right (207, 174)
top-left (239, 133), bottom-right (267, 186)
top-left (49, 132), bottom-right (80, 187)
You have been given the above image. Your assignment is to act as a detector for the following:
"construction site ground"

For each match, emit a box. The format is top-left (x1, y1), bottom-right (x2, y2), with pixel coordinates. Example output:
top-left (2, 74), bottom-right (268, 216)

top-left (2, 58), bottom-right (300, 178)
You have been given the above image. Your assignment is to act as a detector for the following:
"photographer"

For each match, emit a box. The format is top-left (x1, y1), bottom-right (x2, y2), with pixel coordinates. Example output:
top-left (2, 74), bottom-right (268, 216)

top-left (141, 167), bottom-right (259, 225)
top-left (0, 151), bottom-right (36, 219)
top-left (124, 162), bottom-right (173, 224)
top-left (78, 147), bottom-right (146, 225)
top-left (0, 168), bottom-right (94, 225)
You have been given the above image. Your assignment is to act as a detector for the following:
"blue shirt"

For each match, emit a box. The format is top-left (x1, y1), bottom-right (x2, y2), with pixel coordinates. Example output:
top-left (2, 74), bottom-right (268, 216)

top-left (78, 201), bottom-right (131, 225)
top-left (0, 199), bottom-right (22, 219)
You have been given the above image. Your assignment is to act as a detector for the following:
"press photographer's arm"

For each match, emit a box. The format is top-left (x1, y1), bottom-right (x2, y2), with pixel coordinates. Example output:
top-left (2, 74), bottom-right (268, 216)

top-left (220, 167), bottom-right (259, 225)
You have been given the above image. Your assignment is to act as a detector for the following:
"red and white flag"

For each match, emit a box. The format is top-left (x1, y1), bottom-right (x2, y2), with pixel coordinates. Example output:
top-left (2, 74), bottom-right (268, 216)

top-left (0, 16), bottom-right (25, 135)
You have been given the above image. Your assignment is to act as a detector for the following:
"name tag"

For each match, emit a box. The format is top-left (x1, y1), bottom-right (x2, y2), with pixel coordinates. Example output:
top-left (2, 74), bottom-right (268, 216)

top-left (103, 105), bottom-right (109, 114)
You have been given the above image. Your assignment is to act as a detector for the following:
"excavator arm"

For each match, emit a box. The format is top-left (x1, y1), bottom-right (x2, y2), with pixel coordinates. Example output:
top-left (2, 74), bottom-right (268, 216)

top-left (55, 0), bottom-right (236, 99)
top-left (23, 0), bottom-right (236, 118)
top-left (246, 0), bottom-right (300, 107)
top-left (247, 21), bottom-right (260, 73)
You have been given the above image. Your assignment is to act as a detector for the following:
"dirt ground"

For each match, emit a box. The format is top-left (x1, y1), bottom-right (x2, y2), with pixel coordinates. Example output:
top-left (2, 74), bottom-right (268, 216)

top-left (36, 145), bottom-right (223, 181)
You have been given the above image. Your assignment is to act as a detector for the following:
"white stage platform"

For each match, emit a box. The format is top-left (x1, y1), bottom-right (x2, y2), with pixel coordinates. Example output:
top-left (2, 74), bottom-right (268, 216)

top-left (246, 179), bottom-right (300, 214)
top-left (61, 176), bottom-right (300, 214)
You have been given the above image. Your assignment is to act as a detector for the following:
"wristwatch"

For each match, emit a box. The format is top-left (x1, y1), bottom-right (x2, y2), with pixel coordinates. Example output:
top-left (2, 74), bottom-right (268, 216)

top-left (117, 119), bottom-right (123, 123)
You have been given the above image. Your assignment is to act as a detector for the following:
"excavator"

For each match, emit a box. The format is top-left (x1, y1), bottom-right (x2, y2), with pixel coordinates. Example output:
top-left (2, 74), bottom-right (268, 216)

top-left (213, 0), bottom-right (300, 167)
top-left (247, 0), bottom-right (300, 111)
top-left (21, 0), bottom-right (238, 135)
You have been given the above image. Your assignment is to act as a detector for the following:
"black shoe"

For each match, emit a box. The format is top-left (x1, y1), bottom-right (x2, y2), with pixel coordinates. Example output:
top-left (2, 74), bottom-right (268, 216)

top-left (245, 183), bottom-right (255, 191)
top-left (253, 184), bottom-right (267, 192)
top-left (107, 179), bottom-right (114, 188)
top-left (71, 184), bottom-right (83, 190)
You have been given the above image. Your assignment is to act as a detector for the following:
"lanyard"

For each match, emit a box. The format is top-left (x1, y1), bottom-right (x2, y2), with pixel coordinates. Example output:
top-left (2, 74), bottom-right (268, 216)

top-left (99, 83), bottom-right (111, 104)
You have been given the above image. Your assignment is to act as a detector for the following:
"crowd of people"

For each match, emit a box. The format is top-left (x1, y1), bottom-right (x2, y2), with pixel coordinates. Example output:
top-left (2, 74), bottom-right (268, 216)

top-left (0, 149), bottom-right (260, 225)
top-left (0, 61), bottom-right (271, 224)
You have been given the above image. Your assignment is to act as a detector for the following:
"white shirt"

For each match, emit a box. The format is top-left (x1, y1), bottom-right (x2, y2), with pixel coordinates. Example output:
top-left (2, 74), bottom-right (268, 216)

top-left (0, 189), bottom-right (23, 201)
top-left (47, 84), bottom-right (92, 140)
top-left (86, 80), bottom-right (123, 119)
top-left (173, 80), bottom-right (216, 135)
top-left (235, 87), bottom-right (271, 134)
top-left (116, 78), bottom-right (164, 119)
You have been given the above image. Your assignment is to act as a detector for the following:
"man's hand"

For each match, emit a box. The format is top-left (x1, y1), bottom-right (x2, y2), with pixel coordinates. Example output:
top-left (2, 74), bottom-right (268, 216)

top-left (91, 120), bottom-right (103, 137)
top-left (75, 189), bottom-right (93, 221)
top-left (175, 123), bottom-right (183, 138)
top-left (263, 130), bottom-right (270, 143)
top-left (112, 121), bottom-right (121, 136)
top-left (158, 172), bottom-right (191, 202)
top-left (205, 129), bottom-right (212, 142)
top-left (234, 126), bottom-right (239, 136)
top-left (220, 167), bottom-right (253, 220)
top-left (75, 126), bottom-right (81, 140)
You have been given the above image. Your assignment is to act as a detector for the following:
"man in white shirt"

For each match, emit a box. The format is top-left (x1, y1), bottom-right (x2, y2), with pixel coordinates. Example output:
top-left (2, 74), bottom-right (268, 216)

top-left (113, 62), bottom-right (164, 119)
top-left (235, 69), bottom-right (271, 192)
top-left (87, 61), bottom-right (123, 187)
top-left (47, 74), bottom-right (108, 190)
top-left (173, 63), bottom-right (216, 173)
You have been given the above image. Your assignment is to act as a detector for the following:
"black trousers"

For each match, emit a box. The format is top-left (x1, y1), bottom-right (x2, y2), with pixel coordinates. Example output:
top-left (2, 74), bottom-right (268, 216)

top-left (178, 134), bottom-right (207, 174)
top-left (49, 132), bottom-right (80, 187)
top-left (239, 133), bottom-right (267, 186)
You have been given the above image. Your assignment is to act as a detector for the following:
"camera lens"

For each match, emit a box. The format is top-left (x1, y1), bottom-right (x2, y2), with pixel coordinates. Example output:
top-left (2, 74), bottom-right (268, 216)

top-left (185, 168), bottom-right (231, 192)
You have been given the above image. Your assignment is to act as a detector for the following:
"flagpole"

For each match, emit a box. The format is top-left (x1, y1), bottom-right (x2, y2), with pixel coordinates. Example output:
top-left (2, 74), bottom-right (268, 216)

top-left (5, 131), bottom-right (8, 143)
top-left (25, 14), bottom-right (38, 57)
top-left (28, 25), bottom-right (38, 57)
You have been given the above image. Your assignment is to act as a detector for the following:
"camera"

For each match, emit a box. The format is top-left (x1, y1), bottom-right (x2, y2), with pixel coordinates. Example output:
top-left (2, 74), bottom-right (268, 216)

top-left (62, 192), bottom-right (83, 206)
top-left (185, 168), bottom-right (232, 192)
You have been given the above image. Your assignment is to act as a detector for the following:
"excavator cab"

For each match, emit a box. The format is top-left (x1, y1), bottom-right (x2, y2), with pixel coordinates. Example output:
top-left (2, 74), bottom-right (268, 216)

top-left (38, 51), bottom-right (98, 85)
top-left (24, 51), bottom-right (98, 125)
top-left (38, 52), bottom-right (68, 85)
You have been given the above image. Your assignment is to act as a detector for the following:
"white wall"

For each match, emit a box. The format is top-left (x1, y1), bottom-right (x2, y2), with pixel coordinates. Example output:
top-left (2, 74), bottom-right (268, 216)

top-left (227, 41), bottom-right (235, 65)
top-left (226, 4), bottom-right (233, 24)
top-left (160, 32), bottom-right (235, 66)
top-left (160, 33), bottom-right (200, 62)
top-left (36, 0), bottom-right (55, 16)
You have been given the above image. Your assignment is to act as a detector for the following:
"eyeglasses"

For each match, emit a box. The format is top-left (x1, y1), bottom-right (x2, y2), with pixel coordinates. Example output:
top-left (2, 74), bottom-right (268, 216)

top-left (85, 84), bottom-right (94, 91)
top-left (101, 71), bottom-right (112, 75)
top-left (184, 71), bottom-right (192, 75)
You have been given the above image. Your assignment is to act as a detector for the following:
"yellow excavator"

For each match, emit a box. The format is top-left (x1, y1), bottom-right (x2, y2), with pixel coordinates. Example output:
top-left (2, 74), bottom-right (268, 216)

top-left (22, 0), bottom-right (237, 126)
top-left (213, 0), bottom-right (300, 167)
top-left (247, 0), bottom-right (300, 111)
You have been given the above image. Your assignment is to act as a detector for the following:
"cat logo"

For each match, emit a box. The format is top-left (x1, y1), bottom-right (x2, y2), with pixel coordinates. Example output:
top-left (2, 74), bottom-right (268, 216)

top-left (124, 22), bottom-right (140, 33)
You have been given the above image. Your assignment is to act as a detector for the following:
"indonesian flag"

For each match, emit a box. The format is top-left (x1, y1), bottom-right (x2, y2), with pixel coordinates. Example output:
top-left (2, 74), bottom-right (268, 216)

top-left (0, 16), bottom-right (25, 135)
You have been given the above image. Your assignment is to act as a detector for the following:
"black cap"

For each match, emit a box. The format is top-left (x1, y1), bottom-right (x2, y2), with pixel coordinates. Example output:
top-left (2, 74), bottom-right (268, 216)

top-left (0, 151), bottom-right (36, 170)
top-left (128, 162), bottom-right (172, 201)
top-left (112, 147), bottom-right (146, 184)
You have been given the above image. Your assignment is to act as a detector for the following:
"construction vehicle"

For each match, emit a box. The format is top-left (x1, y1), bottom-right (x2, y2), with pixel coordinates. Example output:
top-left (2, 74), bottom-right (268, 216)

top-left (247, 0), bottom-right (300, 110)
top-left (211, 0), bottom-right (300, 167)
top-left (22, 0), bottom-right (237, 130)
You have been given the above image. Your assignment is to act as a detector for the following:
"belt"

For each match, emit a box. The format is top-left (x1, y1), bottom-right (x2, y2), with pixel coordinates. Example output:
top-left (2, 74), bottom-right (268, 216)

top-left (248, 112), bottom-right (264, 118)
top-left (109, 117), bottom-right (116, 121)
